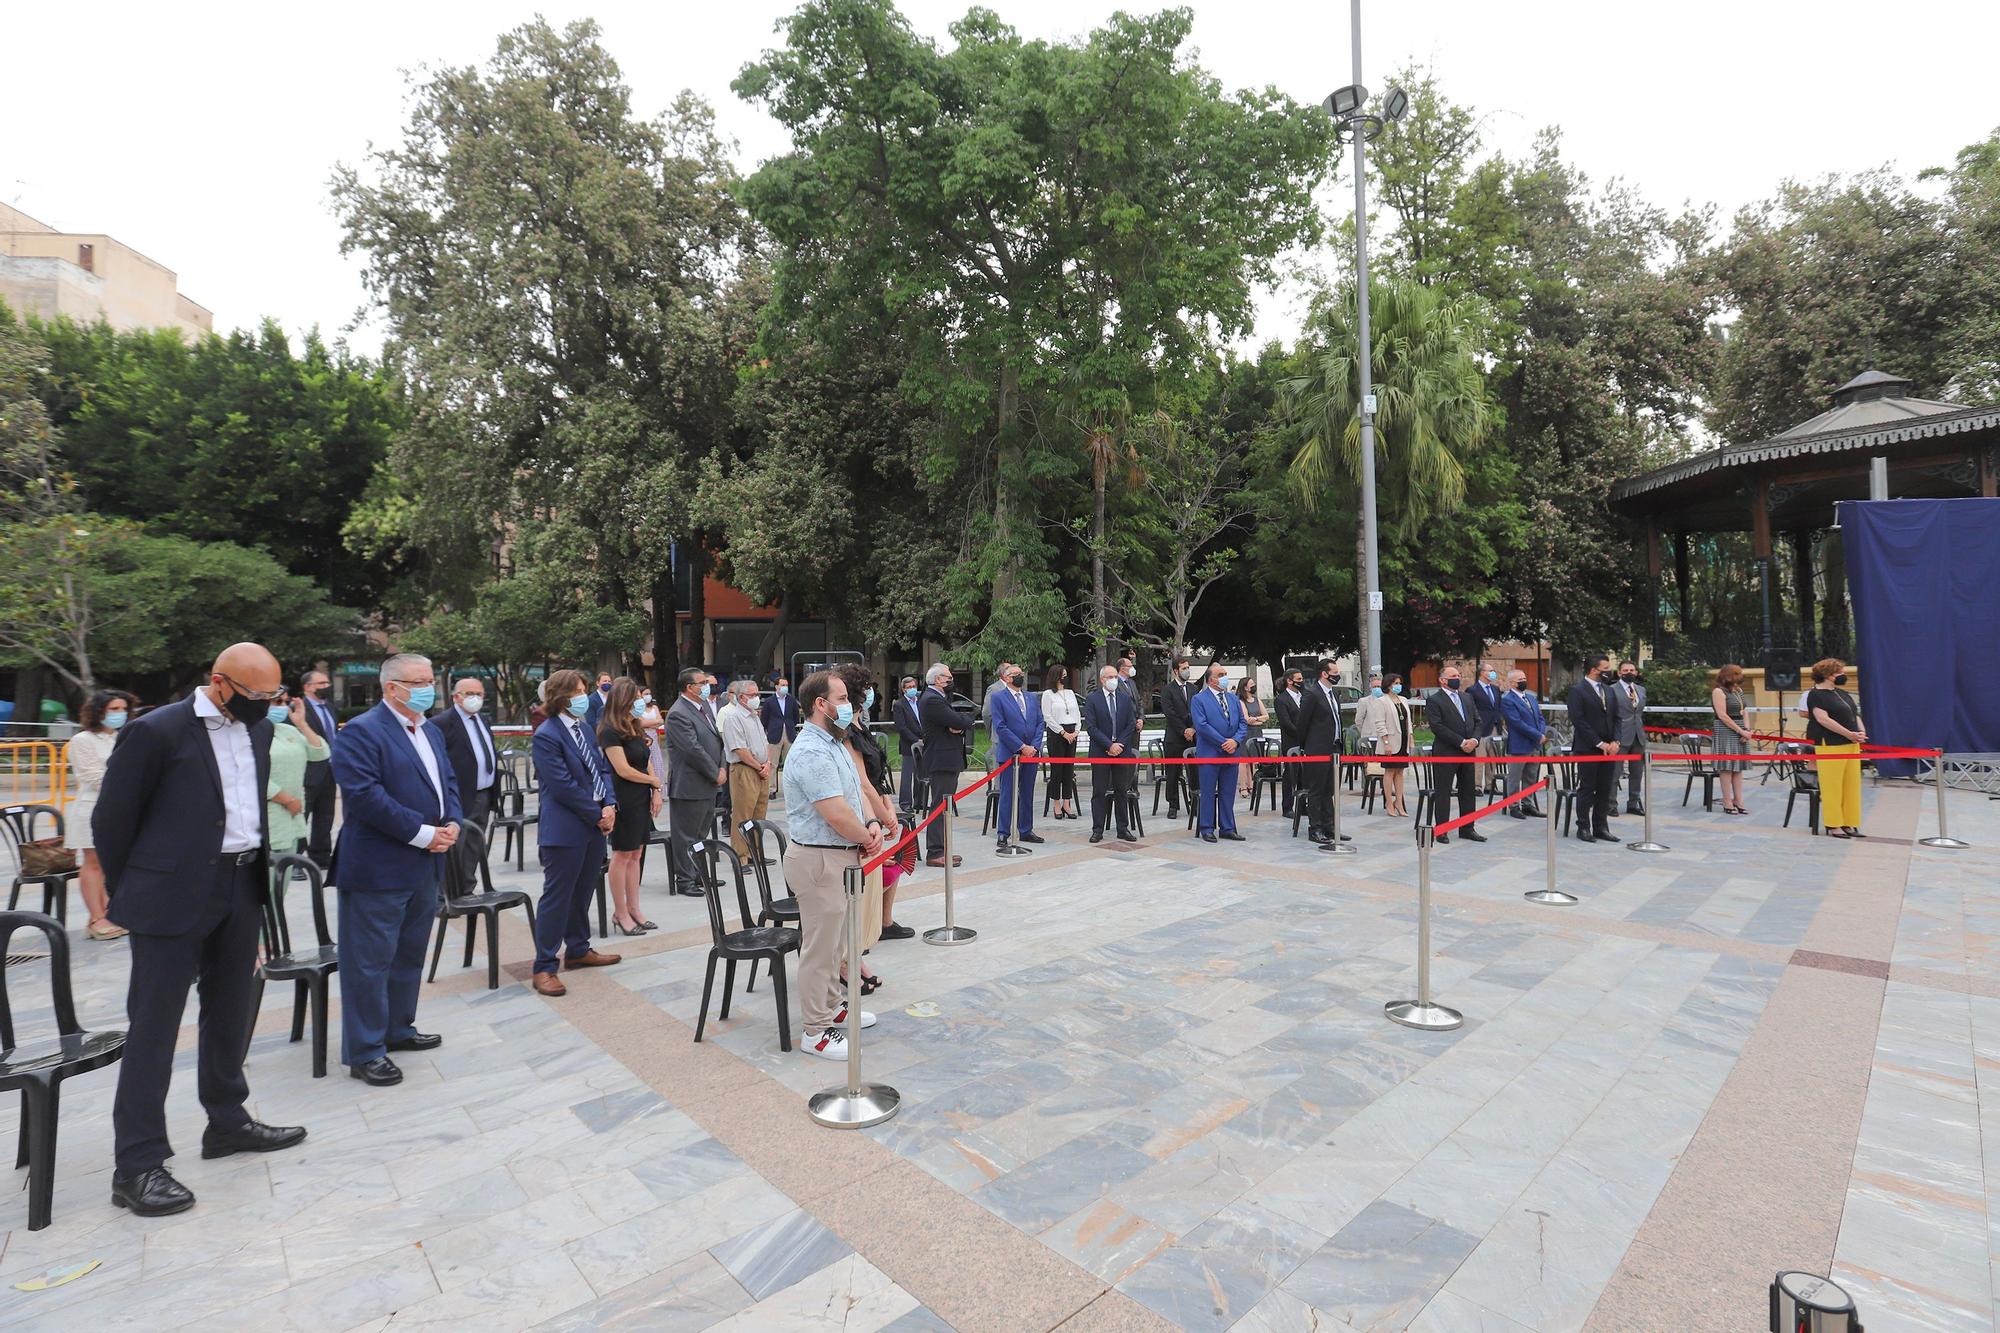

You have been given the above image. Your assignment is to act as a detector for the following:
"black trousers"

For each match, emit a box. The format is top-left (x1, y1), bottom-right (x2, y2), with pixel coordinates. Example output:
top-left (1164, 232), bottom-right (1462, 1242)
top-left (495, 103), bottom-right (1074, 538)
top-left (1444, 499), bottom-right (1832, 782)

top-left (925, 769), bottom-right (962, 856)
top-left (1576, 756), bottom-right (1617, 833)
top-left (1045, 732), bottom-right (1078, 801)
top-left (1163, 732), bottom-right (1193, 812)
top-left (304, 776), bottom-right (336, 865)
top-left (668, 795), bottom-right (712, 890)
top-left (460, 784), bottom-right (494, 832)
top-left (1306, 757), bottom-right (1334, 834)
top-left (1091, 758), bottom-right (1137, 832)
top-left (1434, 757), bottom-right (1477, 826)
top-left (113, 859), bottom-right (262, 1175)
top-left (898, 752), bottom-right (929, 815)
top-left (1280, 745), bottom-right (1299, 813)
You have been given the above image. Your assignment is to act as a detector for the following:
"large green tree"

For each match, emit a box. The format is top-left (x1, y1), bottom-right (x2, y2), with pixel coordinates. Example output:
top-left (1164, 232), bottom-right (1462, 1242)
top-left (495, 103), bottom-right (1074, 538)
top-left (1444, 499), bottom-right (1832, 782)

top-left (735, 0), bottom-right (1328, 664)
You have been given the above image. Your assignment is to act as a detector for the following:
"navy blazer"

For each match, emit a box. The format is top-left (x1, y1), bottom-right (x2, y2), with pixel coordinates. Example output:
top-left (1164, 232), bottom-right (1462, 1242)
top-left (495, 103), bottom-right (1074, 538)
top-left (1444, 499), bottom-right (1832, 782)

top-left (426, 705), bottom-right (499, 806)
top-left (331, 702), bottom-right (461, 892)
top-left (92, 694), bottom-right (273, 936)
top-left (761, 692), bottom-right (801, 745)
top-left (1500, 688), bottom-right (1547, 754)
top-left (1082, 686), bottom-right (1139, 756)
top-left (533, 716), bottom-right (609, 848)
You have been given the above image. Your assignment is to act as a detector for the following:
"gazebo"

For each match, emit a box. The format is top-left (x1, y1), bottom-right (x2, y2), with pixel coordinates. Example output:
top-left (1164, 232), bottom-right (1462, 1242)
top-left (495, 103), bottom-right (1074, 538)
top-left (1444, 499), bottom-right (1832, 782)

top-left (1611, 369), bottom-right (2000, 665)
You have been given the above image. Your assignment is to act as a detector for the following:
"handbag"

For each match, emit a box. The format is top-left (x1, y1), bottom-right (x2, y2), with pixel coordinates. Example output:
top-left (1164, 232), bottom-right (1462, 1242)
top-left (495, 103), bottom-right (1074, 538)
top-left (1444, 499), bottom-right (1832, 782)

top-left (22, 838), bottom-right (78, 876)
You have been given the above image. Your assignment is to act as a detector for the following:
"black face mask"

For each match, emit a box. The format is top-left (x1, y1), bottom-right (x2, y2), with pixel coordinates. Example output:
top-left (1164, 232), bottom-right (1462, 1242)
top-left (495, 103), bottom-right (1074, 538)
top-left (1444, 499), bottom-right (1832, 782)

top-left (222, 685), bottom-right (269, 726)
top-left (1834, 673), bottom-right (1848, 685)
top-left (311, 687), bottom-right (331, 702)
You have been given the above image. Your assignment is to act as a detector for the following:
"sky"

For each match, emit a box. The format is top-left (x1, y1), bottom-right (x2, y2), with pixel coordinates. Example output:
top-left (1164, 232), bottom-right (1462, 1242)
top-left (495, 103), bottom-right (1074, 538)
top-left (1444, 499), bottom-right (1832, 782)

top-left (5, 0), bottom-right (1995, 357)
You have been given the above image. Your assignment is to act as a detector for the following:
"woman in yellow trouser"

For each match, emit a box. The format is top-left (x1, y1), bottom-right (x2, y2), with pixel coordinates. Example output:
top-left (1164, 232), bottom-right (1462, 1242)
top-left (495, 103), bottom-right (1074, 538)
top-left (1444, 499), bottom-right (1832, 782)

top-left (1805, 657), bottom-right (1867, 837)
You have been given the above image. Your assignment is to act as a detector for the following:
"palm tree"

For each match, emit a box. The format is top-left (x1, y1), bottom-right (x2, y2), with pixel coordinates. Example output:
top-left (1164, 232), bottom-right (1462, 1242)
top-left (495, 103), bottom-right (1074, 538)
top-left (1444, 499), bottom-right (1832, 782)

top-left (1278, 277), bottom-right (1496, 660)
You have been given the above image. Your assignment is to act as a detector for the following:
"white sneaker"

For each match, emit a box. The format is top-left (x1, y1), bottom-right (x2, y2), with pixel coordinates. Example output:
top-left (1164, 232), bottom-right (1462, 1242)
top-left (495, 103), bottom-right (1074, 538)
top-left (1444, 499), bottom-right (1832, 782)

top-left (803, 1027), bottom-right (849, 1060)
top-left (831, 1006), bottom-right (877, 1029)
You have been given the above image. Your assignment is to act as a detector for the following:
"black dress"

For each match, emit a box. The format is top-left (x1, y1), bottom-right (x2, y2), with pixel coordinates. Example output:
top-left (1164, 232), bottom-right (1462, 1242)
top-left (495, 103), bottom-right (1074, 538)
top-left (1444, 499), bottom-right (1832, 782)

top-left (597, 724), bottom-right (656, 852)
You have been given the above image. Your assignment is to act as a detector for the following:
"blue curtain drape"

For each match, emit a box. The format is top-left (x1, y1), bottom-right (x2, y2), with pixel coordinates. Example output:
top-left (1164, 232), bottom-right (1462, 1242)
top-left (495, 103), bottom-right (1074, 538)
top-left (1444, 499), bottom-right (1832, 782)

top-left (1841, 498), bottom-right (2000, 776)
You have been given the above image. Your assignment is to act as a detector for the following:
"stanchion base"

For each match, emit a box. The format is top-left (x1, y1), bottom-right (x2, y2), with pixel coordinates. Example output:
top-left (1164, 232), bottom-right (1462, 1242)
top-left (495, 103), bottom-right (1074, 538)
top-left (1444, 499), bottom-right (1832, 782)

top-left (1918, 836), bottom-right (1970, 849)
top-left (1385, 999), bottom-right (1463, 1031)
top-left (923, 925), bottom-right (979, 946)
top-left (1523, 889), bottom-right (1579, 906)
top-left (1317, 841), bottom-right (1358, 856)
top-left (807, 1082), bottom-right (901, 1129)
top-left (1626, 840), bottom-right (1670, 853)
top-left (993, 843), bottom-right (1034, 857)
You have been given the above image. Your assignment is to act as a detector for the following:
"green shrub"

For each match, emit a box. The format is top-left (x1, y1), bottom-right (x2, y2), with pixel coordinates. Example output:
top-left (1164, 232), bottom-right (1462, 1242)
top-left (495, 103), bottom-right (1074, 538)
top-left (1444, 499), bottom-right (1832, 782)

top-left (1640, 664), bottom-right (1716, 707)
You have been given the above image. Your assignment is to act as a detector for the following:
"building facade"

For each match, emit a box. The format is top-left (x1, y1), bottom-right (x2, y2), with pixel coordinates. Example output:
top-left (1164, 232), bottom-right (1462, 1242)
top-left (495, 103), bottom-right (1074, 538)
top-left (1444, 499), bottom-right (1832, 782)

top-left (0, 203), bottom-right (212, 338)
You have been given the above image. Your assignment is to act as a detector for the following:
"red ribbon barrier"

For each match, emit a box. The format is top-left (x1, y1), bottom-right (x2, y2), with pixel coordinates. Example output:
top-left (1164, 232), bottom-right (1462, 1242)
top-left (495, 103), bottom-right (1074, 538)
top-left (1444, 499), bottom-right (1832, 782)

top-left (860, 759), bottom-right (1019, 874)
top-left (1435, 778), bottom-right (1548, 836)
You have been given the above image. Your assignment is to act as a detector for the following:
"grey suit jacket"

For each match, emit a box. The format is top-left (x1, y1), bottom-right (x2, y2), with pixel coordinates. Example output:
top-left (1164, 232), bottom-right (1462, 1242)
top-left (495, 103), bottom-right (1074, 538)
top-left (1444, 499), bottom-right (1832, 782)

top-left (1611, 680), bottom-right (1647, 746)
top-left (665, 696), bottom-right (726, 799)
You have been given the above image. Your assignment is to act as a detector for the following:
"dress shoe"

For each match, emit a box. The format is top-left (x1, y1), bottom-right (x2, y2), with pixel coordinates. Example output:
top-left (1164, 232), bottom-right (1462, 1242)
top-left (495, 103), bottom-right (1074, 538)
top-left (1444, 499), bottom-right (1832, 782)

top-left (1020, 833), bottom-right (1045, 844)
top-left (565, 949), bottom-right (622, 969)
top-left (925, 855), bottom-right (964, 868)
top-left (1508, 809), bottom-right (1526, 819)
top-left (878, 922), bottom-right (915, 940)
top-left (1200, 833), bottom-right (1218, 843)
top-left (674, 885), bottom-right (705, 897)
top-left (1461, 828), bottom-right (1488, 843)
top-left (1089, 830), bottom-right (1104, 844)
top-left (201, 1120), bottom-right (307, 1160)
top-left (1626, 804), bottom-right (1645, 816)
top-left (1307, 831), bottom-right (1329, 844)
top-left (1219, 831), bottom-right (1246, 842)
top-left (1436, 833), bottom-right (1450, 845)
top-left (388, 1032), bottom-right (442, 1052)
top-left (532, 972), bottom-right (568, 997)
top-left (1117, 830), bottom-right (1137, 842)
top-left (111, 1167), bottom-right (195, 1217)
top-left (1525, 806), bottom-right (1547, 818)
top-left (350, 1056), bottom-right (403, 1086)
top-left (1576, 832), bottom-right (1596, 845)
top-left (1594, 830), bottom-right (1621, 843)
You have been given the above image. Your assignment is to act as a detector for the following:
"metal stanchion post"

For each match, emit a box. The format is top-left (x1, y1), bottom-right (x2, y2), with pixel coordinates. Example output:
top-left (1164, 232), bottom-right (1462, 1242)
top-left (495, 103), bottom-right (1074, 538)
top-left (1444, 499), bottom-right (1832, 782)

top-left (1526, 765), bottom-right (1576, 905)
top-left (924, 792), bottom-right (977, 945)
top-left (807, 865), bottom-right (901, 1128)
top-left (1385, 825), bottom-right (1463, 1031)
top-left (1919, 750), bottom-right (1969, 849)
top-left (1319, 756), bottom-right (1357, 856)
top-left (1627, 747), bottom-right (1669, 854)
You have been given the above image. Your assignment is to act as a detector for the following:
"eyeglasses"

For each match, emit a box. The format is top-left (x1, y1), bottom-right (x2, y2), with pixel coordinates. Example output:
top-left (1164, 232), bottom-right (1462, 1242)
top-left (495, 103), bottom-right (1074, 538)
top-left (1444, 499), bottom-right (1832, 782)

top-left (219, 673), bottom-right (286, 702)
top-left (391, 678), bottom-right (433, 689)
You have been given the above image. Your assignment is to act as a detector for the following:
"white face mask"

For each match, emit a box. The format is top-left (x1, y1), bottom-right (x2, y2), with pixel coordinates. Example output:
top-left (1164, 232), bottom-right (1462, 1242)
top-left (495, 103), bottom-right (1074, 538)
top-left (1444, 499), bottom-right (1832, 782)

top-left (460, 696), bottom-right (483, 714)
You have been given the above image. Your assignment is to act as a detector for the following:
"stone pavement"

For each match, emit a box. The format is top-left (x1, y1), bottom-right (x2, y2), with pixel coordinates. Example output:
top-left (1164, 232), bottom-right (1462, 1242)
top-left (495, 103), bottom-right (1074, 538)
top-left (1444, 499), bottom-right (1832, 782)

top-left (1, 765), bottom-right (1995, 1331)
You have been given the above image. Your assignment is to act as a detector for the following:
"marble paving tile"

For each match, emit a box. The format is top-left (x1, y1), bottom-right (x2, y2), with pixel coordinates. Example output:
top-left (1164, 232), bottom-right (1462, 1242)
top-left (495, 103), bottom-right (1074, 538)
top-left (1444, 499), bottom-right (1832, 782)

top-left (1117, 1202), bottom-right (1324, 1333)
top-left (971, 1127), bottom-right (1157, 1233)
top-left (702, 1252), bottom-right (919, 1332)
top-left (385, 1248), bottom-right (599, 1328)
top-left (212, 1242), bottom-right (441, 1332)
top-left (530, 1252), bottom-right (752, 1331)
top-left (1040, 1198), bottom-right (1176, 1285)
top-left (1407, 1289), bottom-right (1538, 1332)
top-left (564, 1172), bottom-right (794, 1295)
top-left (710, 1206), bottom-right (855, 1301)
top-left (1281, 1200), bottom-right (1479, 1331)
top-left (419, 1168), bottom-right (664, 1289)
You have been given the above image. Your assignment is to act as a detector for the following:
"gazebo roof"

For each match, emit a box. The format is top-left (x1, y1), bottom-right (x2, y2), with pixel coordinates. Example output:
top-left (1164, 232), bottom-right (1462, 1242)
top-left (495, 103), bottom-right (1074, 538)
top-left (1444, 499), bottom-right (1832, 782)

top-left (1610, 370), bottom-right (2000, 530)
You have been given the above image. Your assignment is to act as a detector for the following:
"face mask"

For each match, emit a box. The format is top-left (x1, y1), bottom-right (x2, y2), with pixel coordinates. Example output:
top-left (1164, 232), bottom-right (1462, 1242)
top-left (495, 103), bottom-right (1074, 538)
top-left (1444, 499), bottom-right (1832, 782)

top-left (1008, 677), bottom-right (1024, 690)
top-left (461, 696), bottom-right (483, 714)
top-left (1443, 679), bottom-right (1460, 691)
top-left (567, 694), bottom-right (591, 718)
top-left (743, 696), bottom-right (760, 711)
top-left (777, 685), bottom-right (789, 697)
top-left (630, 699), bottom-right (648, 718)
top-left (1485, 671), bottom-right (1497, 682)
top-left (598, 683), bottom-right (611, 695)
top-left (904, 686), bottom-right (918, 700)
top-left (1101, 679), bottom-right (1117, 691)
top-left (864, 688), bottom-right (876, 710)
top-left (104, 710), bottom-right (128, 730)
top-left (1515, 683), bottom-right (1528, 692)
top-left (403, 684), bottom-right (437, 713)
top-left (1217, 678), bottom-right (1231, 692)
top-left (832, 702), bottom-right (854, 730)
top-left (1391, 683), bottom-right (1403, 695)
top-left (221, 685), bottom-right (269, 726)
top-left (1834, 673), bottom-right (1848, 685)
top-left (698, 682), bottom-right (711, 700)
top-left (1370, 686), bottom-right (1382, 698)
top-left (312, 687), bottom-right (331, 702)
top-left (267, 704), bottom-right (290, 725)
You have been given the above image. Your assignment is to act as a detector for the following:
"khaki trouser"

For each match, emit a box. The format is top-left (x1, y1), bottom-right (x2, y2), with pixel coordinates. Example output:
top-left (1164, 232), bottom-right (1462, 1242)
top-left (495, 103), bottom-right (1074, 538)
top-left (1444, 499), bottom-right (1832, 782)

top-left (786, 842), bottom-right (857, 1033)
top-left (728, 763), bottom-right (770, 857)
top-left (770, 735), bottom-right (791, 797)
top-left (1476, 736), bottom-right (1503, 792)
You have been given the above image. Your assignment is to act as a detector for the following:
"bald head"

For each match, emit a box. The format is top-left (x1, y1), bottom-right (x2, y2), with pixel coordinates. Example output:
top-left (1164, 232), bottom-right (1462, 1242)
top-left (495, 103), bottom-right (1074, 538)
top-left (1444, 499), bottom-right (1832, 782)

top-left (213, 642), bottom-right (280, 694)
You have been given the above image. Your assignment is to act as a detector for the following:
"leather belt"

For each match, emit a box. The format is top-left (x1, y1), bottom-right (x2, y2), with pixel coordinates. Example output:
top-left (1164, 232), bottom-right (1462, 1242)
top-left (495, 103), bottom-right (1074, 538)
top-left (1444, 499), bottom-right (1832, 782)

top-left (227, 849), bottom-right (262, 866)
top-left (794, 842), bottom-right (858, 851)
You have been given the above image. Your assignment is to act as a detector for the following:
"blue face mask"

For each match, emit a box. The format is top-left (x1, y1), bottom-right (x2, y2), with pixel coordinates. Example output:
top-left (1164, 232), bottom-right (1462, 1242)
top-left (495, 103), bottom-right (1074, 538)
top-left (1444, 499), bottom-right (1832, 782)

top-left (699, 682), bottom-right (711, 700)
top-left (104, 710), bottom-right (127, 730)
top-left (833, 702), bottom-right (854, 729)
top-left (267, 704), bottom-right (290, 725)
top-left (404, 685), bottom-right (436, 712)
top-left (777, 685), bottom-right (789, 697)
top-left (567, 693), bottom-right (591, 718)
top-left (1217, 678), bottom-right (1231, 693)
top-left (1370, 686), bottom-right (1383, 697)
top-left (904, 686), bottom-right (918, 700)
top-left (1391, 683), bottom-right (1403, 695)
top-left (630, 699), bottom-right (647, 718)
top-left (1485, 671), bottom-right (1497, 682)
top-left (864, 688), bottom-right (876, 711)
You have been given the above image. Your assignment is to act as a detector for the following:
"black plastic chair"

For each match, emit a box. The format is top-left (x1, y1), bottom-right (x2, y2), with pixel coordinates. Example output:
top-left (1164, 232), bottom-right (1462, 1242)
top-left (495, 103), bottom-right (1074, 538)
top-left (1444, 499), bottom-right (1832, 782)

top-left (692, 841), bottom-right (798, 1051)
top-left (1149, 741), bottom-right (1189, 816)
top-left (246, 854), bottom-right (339, 1077)
top-left (1410, 750), bottom-right (1440, 829)
top-left (429, 823), bottom-right (538, 991)
top-left (1550, 750), bottom-right (1580, 835)
top-left (3, 805), bottom-right (78, 926)
top-left (1247, 740), bottom-right (1286, 815)
top-left (1777, 743), bottom-right (1821, 834)
top-left (1679, 735), bottom-right (1718, 811)
top-left (1, 910), bottom-right (125, 1230)
top-left (489, 768), bottom-right (538, 873)
top-left (732, 823), bottom-right (803, 997)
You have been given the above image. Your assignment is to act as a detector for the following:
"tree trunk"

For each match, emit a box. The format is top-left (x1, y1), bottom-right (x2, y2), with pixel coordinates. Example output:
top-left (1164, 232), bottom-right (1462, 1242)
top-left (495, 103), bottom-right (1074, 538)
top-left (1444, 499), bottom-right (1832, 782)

top-left (10, 665), bottom-right (45, 738)
top-left (687, 539), bottom-right (711, 670)
top-left (1091, 459), bottom-right (1109, 670)
top-left (1791, 529), bottom-right (1816, 659)
top-left (991, 362), bottom-right (1023, 609)
top-left (650, 570), bottom-right (678, 691)
top-left (1673, 531), bottom-right (1692, 631)
top-left (753, 587), bottom-right (796, 677)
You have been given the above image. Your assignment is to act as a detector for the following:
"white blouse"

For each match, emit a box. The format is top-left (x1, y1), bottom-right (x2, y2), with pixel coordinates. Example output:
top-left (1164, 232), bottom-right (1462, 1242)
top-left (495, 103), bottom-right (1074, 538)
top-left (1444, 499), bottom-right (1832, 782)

top-left (1041, 688), bottom-right (1080, 735)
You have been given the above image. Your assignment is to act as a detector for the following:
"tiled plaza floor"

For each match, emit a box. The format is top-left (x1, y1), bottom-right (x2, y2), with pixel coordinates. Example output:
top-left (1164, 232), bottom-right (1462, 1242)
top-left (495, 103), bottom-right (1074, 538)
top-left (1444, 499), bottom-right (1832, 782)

top-left (2, 766), bottom-right (1996, 1330)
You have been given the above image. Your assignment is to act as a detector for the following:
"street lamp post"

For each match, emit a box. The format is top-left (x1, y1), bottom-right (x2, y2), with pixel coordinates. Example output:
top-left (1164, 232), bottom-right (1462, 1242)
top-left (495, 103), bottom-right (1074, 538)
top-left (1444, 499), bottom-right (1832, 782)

top-left (1323, 1), bottom-right (1405, 677)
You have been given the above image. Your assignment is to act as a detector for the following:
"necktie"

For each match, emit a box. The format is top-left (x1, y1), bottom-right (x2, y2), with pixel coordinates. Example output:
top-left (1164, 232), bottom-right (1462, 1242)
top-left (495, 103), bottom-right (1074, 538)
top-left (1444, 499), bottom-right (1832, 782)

top-left (471, 712), bottom-right (494, 777)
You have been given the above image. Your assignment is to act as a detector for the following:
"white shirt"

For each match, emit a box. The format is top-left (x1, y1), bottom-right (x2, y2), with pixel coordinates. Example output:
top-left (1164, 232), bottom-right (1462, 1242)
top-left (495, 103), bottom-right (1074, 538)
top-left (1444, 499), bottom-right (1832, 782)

top-left (389, 702), bottom-right (446, 848)
top-left (459, 704), bottom-right (496, 790)
top-left (1041, 688), bottom-right (1079, 733)
top-left (193, 688), bottom-right (262, 853)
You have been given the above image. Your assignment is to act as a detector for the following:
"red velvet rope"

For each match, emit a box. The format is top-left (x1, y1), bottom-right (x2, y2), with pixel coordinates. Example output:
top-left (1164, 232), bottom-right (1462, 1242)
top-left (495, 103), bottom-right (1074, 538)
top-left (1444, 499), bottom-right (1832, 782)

top-left (1435, 778), bottom-right (1549, 835)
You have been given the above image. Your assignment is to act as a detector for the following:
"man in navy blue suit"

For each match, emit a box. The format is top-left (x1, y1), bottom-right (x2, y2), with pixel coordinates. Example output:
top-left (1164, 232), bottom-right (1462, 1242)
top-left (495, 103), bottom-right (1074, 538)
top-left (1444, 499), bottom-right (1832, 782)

top-left (584, 670), bottom-right (612, 730)
top-left (94, 642), bottom-right (307, 1216)
top-left (762, 676), bottom-right (802, 798)
top-left (299, 668), bottom-right (341, 868)
top-left (529, 669), bottom-right (623, 996)
top-left (1082, 663), bottom-right (1140, 843)
top-left (1191, 662), bottom-right (1248, 843)
top-left (990, 665), bottom-right (1043, 849)
top-left (330, 653), bottom-right (462, 1086)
